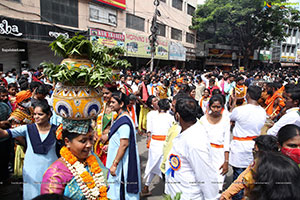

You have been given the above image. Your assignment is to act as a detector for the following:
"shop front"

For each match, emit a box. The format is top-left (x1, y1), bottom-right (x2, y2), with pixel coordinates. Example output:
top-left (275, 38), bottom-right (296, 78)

top-left (0, 16), bottom-right (86, 72)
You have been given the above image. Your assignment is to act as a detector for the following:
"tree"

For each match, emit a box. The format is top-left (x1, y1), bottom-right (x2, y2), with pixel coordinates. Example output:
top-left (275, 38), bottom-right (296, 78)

top-left (190, 0), bottom-right (300, 69)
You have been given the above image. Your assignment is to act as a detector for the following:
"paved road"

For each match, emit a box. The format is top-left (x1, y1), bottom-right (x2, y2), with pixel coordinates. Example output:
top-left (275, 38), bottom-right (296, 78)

top-left (136, 134), bottom-right (234, 200)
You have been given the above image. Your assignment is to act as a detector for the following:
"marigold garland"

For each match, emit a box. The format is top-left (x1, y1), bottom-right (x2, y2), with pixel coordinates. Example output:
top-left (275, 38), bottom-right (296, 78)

top-left (60, 146), bottom-right (108, 200)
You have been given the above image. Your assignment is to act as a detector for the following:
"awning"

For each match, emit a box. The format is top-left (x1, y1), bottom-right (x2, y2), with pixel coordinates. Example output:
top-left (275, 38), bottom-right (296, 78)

top-left (205, 62), bottom-right (232, 66)
top-left (280, 63), bottom-right (300, 67)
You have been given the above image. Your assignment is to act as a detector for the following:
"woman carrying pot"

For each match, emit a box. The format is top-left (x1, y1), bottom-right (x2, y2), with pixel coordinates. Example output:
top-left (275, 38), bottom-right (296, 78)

top-left (0, 101), bottom-right (57, 200)
top-left (106, 91), bottom-right (140, 200)
top-left (41, 119), bottom-right (108, 200)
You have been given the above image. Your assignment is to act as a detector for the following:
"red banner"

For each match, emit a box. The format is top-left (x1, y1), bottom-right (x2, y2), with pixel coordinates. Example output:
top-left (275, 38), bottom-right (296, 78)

top-left (94, 0), bottom-right (126, 10)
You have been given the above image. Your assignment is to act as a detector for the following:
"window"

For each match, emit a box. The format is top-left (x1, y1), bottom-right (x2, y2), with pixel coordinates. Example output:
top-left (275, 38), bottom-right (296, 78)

top-left (293, 29), bottom-right (297, 37)
top-left (157, 23), bottom-right (166, 37)
top-left (282, 44), bottom-right (286, 52)
top-left (172, 0), bottom-right (183, 11)
top-left (40, 0), bottom-right (78, 27)
top-left (89, 4), bottom-right (117, 26)
top-left (187, 4), bottom-right (195, 16)
top-left (126, 13), bottom-right (145, 31)
top-left (289, 28), bottom-right (292, 36)
top-left (186, 32), bottom-right (195, 44)
top-left (287, 45), bottom-right (291, 52)
top-left (292, 46), bottom-right (295, 54)
top-left (171, 27), bottom-right (182, 41)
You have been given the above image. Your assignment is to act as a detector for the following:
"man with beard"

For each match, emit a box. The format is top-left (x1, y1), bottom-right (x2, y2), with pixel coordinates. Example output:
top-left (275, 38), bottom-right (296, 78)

top-left (160, 93), bottom-right (187, 175)
top-left (265, 82), bottom-right (285, 120)
top-left (0, 86), bottom-right (12, 182)
top-left (267, 86), bottom-right (300, 136)
top-left (164, 96), bottom-right (218, 200)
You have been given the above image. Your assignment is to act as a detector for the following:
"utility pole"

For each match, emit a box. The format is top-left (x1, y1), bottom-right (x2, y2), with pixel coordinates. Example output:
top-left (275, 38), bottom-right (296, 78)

top-left (149, 0), bottom-right (160, 71)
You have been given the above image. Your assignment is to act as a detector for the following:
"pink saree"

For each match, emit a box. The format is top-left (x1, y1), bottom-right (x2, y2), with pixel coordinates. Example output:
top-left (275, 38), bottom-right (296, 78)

top-left (41, 160), bottom-right (73, 194)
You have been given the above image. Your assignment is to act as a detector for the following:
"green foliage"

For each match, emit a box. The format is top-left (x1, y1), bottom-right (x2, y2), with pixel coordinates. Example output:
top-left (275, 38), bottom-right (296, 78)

top-left (44, 35), bottom-right (131, 87)
top-left (91, 44), bottom-right (131, 69)
top-left (191, 0), bottom-right (300, 64)
top-left (163, 193), bottom-right (182, 200)
top-left (50, 35), bottom-right (93, 59)
top-left (43, 62), bottom-right (113, 88)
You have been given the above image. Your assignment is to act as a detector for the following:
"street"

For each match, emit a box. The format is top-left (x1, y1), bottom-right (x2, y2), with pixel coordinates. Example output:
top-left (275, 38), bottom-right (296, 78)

top-left (137, 133), bottom-right (234, 200)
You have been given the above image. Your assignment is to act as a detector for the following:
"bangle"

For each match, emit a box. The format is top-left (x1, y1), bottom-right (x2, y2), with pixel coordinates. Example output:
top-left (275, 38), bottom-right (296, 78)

top-left (224, 160), bottom-right (229, 163)
top-left (113, 160), bottom-right (118, 167)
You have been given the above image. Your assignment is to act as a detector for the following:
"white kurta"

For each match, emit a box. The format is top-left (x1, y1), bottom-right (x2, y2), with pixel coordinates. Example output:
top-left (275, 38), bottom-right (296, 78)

top-left (229, 104), bottom-right (266, 168)
top-left (165, 121), bottom-right (219, 200)
top-left (267, 107), bottom-right (300, 136)
top-left (144, 112), bottom-right (174, 178)
top-left (200, 114), bottom-right (230, 190)
top-left (146, 110), bottom-right (158, 134)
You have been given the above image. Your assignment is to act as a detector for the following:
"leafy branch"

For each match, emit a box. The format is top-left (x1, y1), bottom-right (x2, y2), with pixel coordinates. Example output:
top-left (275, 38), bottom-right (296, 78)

top-left (44, 35), bottom-right (131, 87)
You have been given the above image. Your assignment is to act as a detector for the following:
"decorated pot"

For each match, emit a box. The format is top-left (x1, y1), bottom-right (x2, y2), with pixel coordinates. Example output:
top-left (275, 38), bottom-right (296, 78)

top-left (61, 58), bottom-right (94, 69)
top-left (53, 85), bottom-right (103, 120)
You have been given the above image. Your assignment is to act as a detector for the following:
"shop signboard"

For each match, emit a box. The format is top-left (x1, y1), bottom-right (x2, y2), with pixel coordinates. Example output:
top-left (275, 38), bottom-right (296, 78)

top-left (125, 32), bottom-right (168, 60)
top-left (93, 0), bottom-right (126, 10)
top-left (0, 16), bottom-right (85, 42)
top-left (169, 41), bottom-right (186, 61)
top-left (296, 49), bottom-right (300, 62)
top-left (90, 28), bottom-right (125, 48)
top-left (288, 56), bottom-right (296, 62)
top-left (259, 53), bottom-right (271, 61)
top-left (281, 55), bottom-right (296, 62)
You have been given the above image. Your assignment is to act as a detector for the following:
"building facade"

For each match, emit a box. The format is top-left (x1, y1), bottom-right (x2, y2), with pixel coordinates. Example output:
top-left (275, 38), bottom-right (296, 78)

top-left (0, 0), bottom-right (197, 72)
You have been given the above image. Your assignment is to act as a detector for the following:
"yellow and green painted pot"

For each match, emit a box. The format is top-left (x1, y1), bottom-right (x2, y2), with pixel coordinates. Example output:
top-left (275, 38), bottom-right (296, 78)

top-left (61, 58), bottom-right (94, 69)
top-left (53, 84), bottom-right (103, 120)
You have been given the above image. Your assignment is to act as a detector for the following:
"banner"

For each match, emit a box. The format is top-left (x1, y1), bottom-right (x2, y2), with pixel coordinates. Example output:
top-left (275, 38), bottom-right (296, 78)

top-left (169, 41), bottom-right (186, 61)
top-left (90, 28), bottom-right (125, 48)
top-left (0, 16), bottom-right (83, 41)
top-left (94, 0), bottom-right (126, 10)
top-left (281, 55), bottom-right (295, 62)
top-left (296, 49), bottom-right (300, 62)
top-left (125, 32), bottom-right (168, 60)
top-left (259, 53), bottom-right (271, 61)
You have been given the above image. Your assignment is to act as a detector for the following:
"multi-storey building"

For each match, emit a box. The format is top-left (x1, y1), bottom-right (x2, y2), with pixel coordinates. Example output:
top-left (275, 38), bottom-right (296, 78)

top-left (259, 27), bottom-right (300, 67)
top-left (0, 0), bottom-right (197, 72)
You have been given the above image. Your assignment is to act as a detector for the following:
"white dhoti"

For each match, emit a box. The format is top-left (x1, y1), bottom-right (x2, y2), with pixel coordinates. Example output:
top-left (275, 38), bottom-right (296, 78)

top-left (211, 145), bottom-right (226, 191)
top-left (144, 137), bottom-right (165, 185)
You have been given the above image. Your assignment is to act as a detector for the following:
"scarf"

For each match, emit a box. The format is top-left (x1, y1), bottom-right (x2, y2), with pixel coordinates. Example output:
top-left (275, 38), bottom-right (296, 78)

top-left (141, 82), bottom-right (149, 102)
top-left (108, 115), bottom-right (139, 194)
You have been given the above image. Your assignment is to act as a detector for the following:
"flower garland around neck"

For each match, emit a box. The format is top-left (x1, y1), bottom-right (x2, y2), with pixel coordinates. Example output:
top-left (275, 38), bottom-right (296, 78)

top-left (60, 146), bottom-right (108, 200)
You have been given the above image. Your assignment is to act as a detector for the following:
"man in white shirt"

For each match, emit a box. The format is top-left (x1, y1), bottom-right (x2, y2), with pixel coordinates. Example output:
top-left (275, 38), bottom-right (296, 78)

top-left (267, 86), bottom-right (300, 136)
top-left (229, 85), bottom-right (266, 200)
top-left (165, 97), bottom-right (218, 200)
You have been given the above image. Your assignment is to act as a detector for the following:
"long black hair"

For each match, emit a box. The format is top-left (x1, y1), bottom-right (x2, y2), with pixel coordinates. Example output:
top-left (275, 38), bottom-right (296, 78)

top-left (249, 151), bottom-right (300, 200)
top-left (146, 95), bottom-right (156, 110)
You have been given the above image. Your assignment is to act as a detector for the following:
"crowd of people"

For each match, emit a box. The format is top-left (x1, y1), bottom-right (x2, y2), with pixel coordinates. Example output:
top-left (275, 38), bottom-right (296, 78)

top-left (0, 65), bottom-right (300, 200)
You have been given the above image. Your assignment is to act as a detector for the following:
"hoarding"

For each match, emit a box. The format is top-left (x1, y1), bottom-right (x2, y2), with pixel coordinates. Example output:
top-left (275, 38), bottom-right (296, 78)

top-left (94, 0), bottom-right (126, 10)
top-left (90, 28), bottom-right (125, 48)
top-left (125, 32), bottom-right (168, 60)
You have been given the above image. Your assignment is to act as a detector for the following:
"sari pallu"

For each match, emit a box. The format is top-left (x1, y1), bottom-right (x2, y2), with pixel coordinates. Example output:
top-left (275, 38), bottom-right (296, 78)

top-left (95, 108), bottom-right (116, 165)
